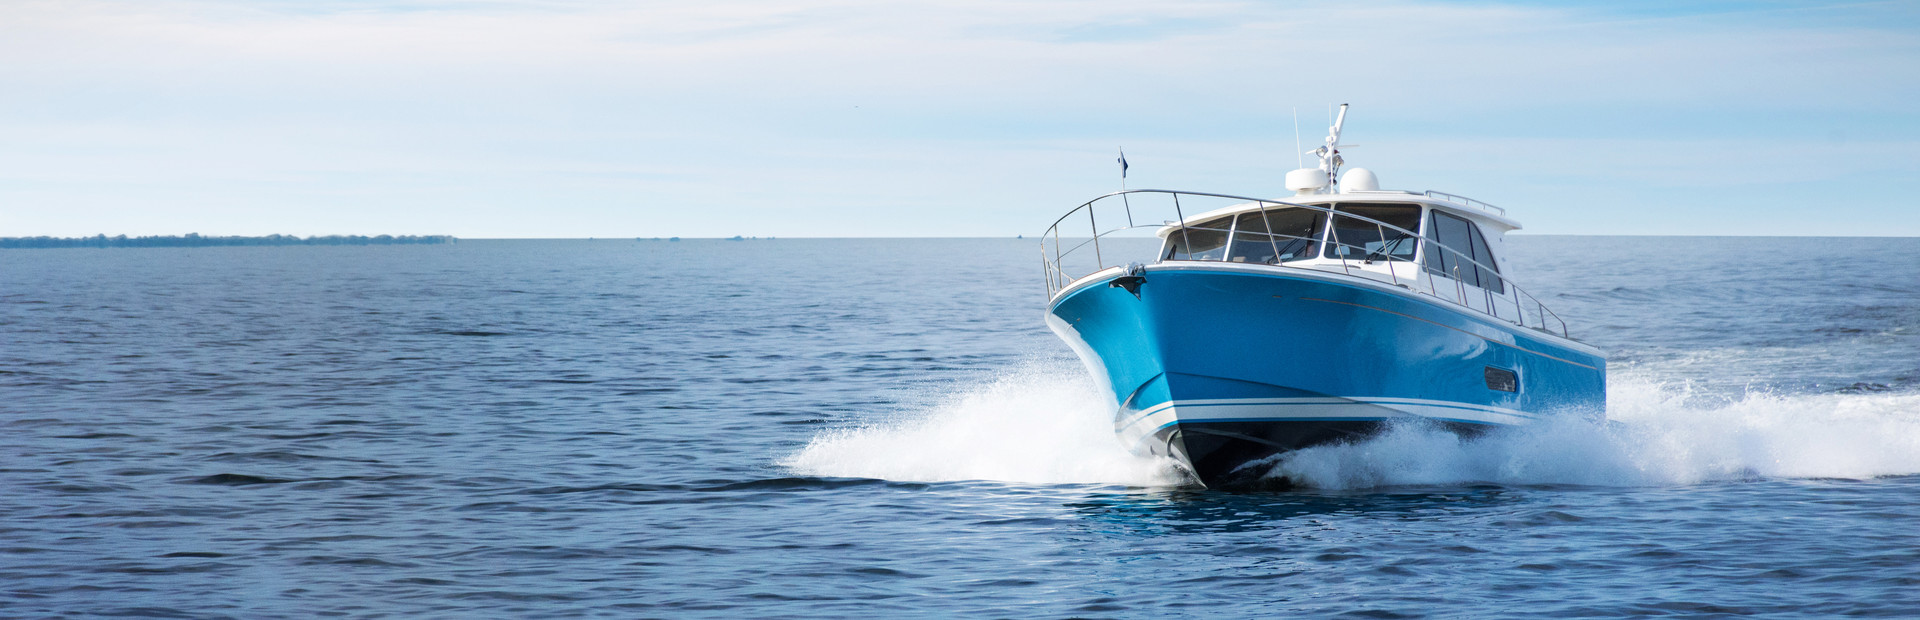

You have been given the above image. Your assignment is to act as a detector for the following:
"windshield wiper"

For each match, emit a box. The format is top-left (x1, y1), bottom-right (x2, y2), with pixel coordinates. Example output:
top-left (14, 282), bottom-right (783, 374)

top-left (1364, 235), bottom-right (1410, 264)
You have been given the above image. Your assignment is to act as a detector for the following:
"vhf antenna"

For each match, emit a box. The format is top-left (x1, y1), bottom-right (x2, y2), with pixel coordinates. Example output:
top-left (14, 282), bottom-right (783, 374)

top-left (1293, 107), bottom-right (1303, 170)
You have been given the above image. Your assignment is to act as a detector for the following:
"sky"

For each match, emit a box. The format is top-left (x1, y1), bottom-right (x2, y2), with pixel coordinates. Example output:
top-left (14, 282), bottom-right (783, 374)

top-left (3, 0), bottom-right (1918, 238)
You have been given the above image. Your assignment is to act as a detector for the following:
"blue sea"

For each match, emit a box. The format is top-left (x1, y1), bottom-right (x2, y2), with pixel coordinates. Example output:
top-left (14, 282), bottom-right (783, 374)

top-left (3, 237), bottom-right (1917, 618)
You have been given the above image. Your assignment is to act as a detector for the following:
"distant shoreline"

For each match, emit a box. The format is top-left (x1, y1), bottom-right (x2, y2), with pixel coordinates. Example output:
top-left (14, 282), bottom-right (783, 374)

top-left (0, 234), bottom-right (457, 249)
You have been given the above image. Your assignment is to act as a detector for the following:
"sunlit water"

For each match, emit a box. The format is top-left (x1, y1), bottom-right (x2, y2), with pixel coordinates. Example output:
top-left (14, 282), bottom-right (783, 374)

top-left (3, 238), bottom-right (1916, 617)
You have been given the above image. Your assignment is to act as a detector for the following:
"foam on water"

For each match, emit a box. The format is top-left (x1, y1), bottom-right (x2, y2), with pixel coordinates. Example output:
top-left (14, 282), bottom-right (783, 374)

top-left (782, 362), bottom-right (1185, 487)
top-left (1262, 377), bottom-right (1920, 489)
top-left (789, 364), bottom-right (1920, 490)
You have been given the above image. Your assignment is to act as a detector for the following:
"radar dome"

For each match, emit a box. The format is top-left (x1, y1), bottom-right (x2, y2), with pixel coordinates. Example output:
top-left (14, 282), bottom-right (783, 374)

top-left (1285, 168), bottom-right (1328, 194)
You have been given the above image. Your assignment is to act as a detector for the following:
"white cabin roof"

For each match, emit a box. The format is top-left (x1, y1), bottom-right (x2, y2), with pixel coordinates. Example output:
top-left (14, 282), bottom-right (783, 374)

top-left (1154, 191), bottom-right (1522, 239)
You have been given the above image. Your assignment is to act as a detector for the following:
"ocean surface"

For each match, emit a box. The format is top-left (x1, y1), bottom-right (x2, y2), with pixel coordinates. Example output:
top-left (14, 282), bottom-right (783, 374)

top-left (3, 237), bottom-right (1917, 618)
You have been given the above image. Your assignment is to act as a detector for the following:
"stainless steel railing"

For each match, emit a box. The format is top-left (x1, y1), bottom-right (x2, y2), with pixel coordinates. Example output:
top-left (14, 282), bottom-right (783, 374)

top-left (1423, 190), bottom-right (1506, 216)
top-left (1039, 189), bottom-right (1570, 338)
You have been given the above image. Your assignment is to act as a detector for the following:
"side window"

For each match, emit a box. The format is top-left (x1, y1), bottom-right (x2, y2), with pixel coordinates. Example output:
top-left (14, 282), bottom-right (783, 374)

top-left (1466, 223), bottom-right (1504, 294)
top-left (1162, 216), bottom-right (1232, 261)
top-left (1425, 211), bottom-right (1477, 286)
top-left (1425, 211), bottom-right (1503, 293)
top-left (1226, 208), bottom-right (1324, 264)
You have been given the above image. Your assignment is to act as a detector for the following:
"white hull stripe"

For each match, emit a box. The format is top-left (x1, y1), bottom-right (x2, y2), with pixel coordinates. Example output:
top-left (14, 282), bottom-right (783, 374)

top-left (1114, 397), bottom-right (1534, 450)
top-left (1116, 396), bottom-right (1531, 430)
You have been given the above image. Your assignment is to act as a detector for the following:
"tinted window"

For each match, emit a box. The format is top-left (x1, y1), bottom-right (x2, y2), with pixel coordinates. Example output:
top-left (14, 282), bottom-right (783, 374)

top-left (1424, 211), bottom-right (1503, 293)
top-left (1226, 208), bottom-right (1324, 264)
top-left (1162, 216), bottom-right (1231, 261)
top-left (1322, 203), bottom-right (1420, 262)
top-left (1425, 211), bottom-right (1473, 283)
top-left (1466, 221), bottom-right (1504, 294)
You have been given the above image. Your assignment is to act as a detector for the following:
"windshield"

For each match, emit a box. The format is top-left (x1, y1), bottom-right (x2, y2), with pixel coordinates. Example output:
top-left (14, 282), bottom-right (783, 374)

top-left (1227, 208), bottom-right (1325, 264)
top-left (1323, 203), bottom-right (1421, 262)
top-left (1161, 215), bottom-right (1232, 261)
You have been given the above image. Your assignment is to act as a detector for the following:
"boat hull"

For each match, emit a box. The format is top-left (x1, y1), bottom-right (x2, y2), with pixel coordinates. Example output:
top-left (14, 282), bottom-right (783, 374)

top-left (1046, 263), bottom-right (1606, 487)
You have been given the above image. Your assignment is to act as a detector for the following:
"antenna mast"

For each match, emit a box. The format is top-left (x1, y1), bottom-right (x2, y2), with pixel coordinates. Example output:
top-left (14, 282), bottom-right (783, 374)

top-left (1314, 103), bottom-right (1349, 191)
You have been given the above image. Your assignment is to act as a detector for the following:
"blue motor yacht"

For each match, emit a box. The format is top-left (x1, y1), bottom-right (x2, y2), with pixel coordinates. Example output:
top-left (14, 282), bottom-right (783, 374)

top-left (1040, 105), bottom-right (1606, 487)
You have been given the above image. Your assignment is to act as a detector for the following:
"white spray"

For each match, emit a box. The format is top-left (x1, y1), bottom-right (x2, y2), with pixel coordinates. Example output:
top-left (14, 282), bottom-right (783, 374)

top-left (781, 361), bottom-right (1186, 486)
top-left (785, 362), bottom-right (1920, 490)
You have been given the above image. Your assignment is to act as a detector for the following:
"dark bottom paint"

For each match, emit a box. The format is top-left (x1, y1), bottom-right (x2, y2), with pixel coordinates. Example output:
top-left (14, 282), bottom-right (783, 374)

top-left (1161, 420), bottom-right (1495, 489)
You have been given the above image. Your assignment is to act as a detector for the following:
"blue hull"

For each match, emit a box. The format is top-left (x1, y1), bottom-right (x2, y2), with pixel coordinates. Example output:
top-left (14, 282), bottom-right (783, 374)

top-left (1046, 263), bottom-right (1606, 486)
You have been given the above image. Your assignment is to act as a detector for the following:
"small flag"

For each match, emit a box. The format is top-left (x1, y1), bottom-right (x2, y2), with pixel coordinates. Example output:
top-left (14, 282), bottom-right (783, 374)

top-left (1118, 148), bottom-right (1128, 178)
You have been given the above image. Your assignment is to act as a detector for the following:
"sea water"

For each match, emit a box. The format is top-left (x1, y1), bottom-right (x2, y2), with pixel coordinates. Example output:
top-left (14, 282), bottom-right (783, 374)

top-left (2, 237), bottom-right (1916, 617)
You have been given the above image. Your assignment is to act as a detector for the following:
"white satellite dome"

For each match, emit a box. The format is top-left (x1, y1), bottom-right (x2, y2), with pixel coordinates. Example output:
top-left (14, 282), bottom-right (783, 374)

top-left (1341, 168), bottom-right (1380, 192)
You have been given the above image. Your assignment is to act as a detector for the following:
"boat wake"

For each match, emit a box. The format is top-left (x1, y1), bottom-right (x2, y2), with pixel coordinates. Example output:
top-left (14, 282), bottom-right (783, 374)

top-left (781, 362), bottom-right (1187, 487)
top-left (784, 363), bottom-right (1920, 490)
top-left (1262, 379), bottom-right (1920, 489)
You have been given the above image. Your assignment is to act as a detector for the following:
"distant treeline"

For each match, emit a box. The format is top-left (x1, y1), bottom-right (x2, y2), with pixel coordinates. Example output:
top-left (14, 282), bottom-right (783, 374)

top-left (0, 234), bottom-right (458, 249)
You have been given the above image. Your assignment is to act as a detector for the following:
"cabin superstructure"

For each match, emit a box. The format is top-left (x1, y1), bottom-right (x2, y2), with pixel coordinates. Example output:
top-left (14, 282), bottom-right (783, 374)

top-left (1147, 189), bottom-right (1538, 330)
top-left (1040, 104), bottom-right (1569, 340)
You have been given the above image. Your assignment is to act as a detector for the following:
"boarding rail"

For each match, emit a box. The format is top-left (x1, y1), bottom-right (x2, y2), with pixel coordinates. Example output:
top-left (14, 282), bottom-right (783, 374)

top-left (1039, 189), bottom-right (1570, 338)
